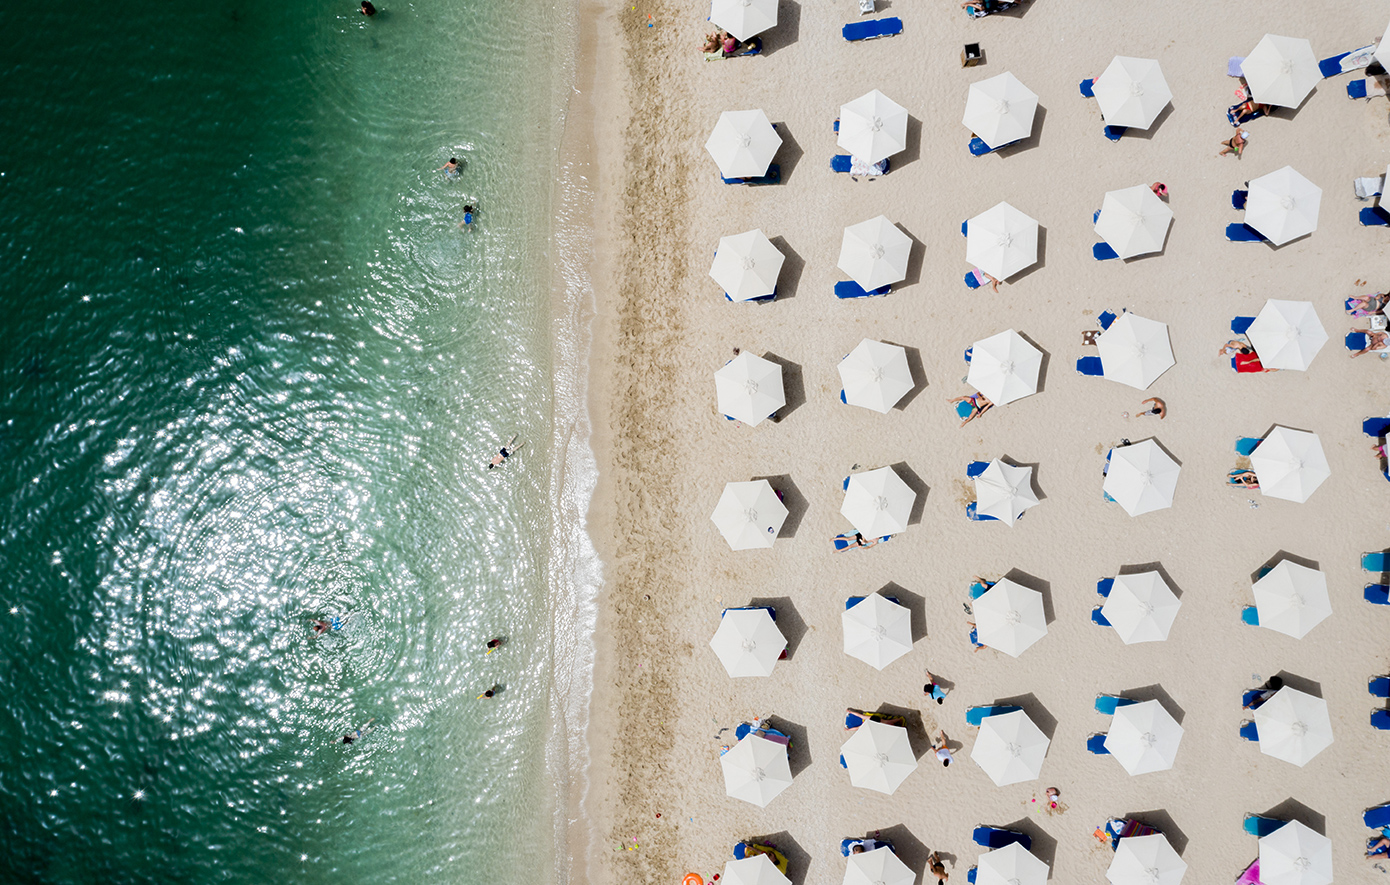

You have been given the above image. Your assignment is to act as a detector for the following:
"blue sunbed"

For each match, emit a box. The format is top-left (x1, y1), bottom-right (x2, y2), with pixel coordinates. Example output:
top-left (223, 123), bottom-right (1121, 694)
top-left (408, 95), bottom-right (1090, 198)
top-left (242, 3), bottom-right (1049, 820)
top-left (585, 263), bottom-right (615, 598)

top-left (969, 581), bottom-right (990, 600)
top-left (1226, 223), bottom-right (1268, 242)
top-left (1095, 695), bottom-right (1138, 716)
top-left (1365, 552), bottom-right (1389, 572)
top-left (1350, 79), bottom-right (1369, 99)
top-left (1094, 242), bottom-right (1119, 260)
top-left (831, 155), bottom-right (891, 175)
top-left (722, 164), bottom-right (780, 186)
top-left (832, 533), bottom-right (891, 551)
top-left (966, 705), bottom-right (1022, 727)
top-left (1243, 815), bottom-right (1286, 837)
top-left (1098, 578), bottom-right (1113, 597)
top-left (1091, 607), bottom-right (1111, 627)
top-left (1240, 720), bottom-right (1259, 741)
top-left (1367, 584), bottom-right (1390, 605)
top-left (840, 390), bottom-right (847, 405)
top-left (835, 280), bottom-right (892, 299)
top-left (1361, 206), bottom-right (1390, 226)
top-left (843, 17), bottom-right (902, 41)
top-left (840, 838), bottom-right (893, 857)
top-left (1231, 316), bottom-right (1255, 335)
top-left (961, 220), bottom-right (969, 237)
top-left (1076, 356), bottom-right (1104, 376)
top-left (1235, 436), bottom-right (1261, 455)
top-left (1080, 78), bottom-right (1095, 98)
top-left (840, 753), bottom-right (847, 768)
top-left (1348, 332), bottom-right (1371, 352)
top-left (964, 270), bottom-right (982, 289)
top-left (973, 827), bottom-right (1031, 850)
top-left (1319, 52), bottom-right (1351, 78)
top-left (1367, 805), bottom-right (1390, 829)
top-left (1364, 419), bottom-right (1390, 439)
top-left (1241, 606), bottom-right (1260, 626)
top-left (1232, 189), bottom-right (1248, 209)
top-left (967, 869), bottom-right (977, 885)
top-left (1103, 125), bottom-right (1127, 141)
top-left (1098, 310), bottom-right (1118, 329)
top-left (1374, 710), bottom-right (1390, 730)
top-left (968, 136), bottom-right (998, 156)
top-left (1371, 677), bottom-right (1390, 697)
top-left (1242, 689), bottom-right (1263, 708)
top-left (723, 605), bottom-right (776, 621)
top-left (965, 501), bottom-right (1000, 522)
top-left (964, 346), bottom-right (974, 364)
top-left (845, 595), bottom-right (899, 610)
top-left (967, 460), bottom-right (990, 478)
top-left (1087, 733), bottom-right (1110, 754)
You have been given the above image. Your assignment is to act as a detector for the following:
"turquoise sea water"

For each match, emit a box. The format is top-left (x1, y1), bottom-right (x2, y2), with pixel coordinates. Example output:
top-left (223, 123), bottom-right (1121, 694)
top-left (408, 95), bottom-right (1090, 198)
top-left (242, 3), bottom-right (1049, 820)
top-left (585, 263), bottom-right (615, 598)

top-left (0, 2), bottom-right (590, 882)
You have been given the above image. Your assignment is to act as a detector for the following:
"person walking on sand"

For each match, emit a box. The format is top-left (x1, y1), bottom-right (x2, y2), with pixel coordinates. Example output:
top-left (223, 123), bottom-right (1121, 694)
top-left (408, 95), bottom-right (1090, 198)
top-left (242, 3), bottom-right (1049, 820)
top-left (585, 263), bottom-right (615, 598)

top-left (342, 718), bottom-right (375, 744)
top-left (927, 851), bottom-right (949, 882)
top-left (923, 670), bottom-right (947, 705)
top-left (931, 729), bottom-right (954, 767)
top-left (1138, 397), bottom-right (1166, 419)
top-left (487, 434), bottom-right (521, 469)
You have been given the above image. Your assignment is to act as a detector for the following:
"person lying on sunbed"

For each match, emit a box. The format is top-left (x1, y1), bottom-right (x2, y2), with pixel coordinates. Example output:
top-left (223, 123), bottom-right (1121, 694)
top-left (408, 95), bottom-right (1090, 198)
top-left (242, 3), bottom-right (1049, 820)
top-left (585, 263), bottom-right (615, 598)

top-left (1228, 469), bottom-right (1260, 488)
top-left (1352, 329), bottom-right (1390, 357)
top-left (1227, 98), bottom-right (1269, 126)
top-left (702, 31), bottom-right (724, 53)
top-left (1347, 292), bottom-right (1387, 316)
top-left (833, 531), bottom-right (881, 552)
top-left (950, 393), bottom-right (993, 427)
top-left (962, 0), bottom-right (1018, 16)
top-left (1220, 338), bottom-right (1273, 372)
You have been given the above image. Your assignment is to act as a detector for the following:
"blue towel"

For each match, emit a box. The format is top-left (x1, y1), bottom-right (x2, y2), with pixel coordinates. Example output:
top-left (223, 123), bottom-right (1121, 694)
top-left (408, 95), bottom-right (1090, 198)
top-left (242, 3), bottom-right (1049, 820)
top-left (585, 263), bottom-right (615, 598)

top-left (1350, 79), bottom-right (1369, 99)
top-left (1231, 317), bottom-right (1255, 335)
top-left (1098, 310), bottom-right (1117, 330)
top-left (1319, 52), bottom-right (1351, 78)
top-left (1368, 805), bottom-right (1390, 829)
top-left (972, 827), bottom-right (1031, 850)
top-left (734, 842), bottom-right (748, 860)
top-left (1232, 189), bottom-right (1248, 210)
top-left (1371, 677), bottom-right (1390, 697)
top-left (1364, 552), bottom-right (1389, 572)
top-left (1241, 606), bottom-right (1260, 626)
top-left (1235, 436), bottom-right (1261, 456)
top-left (1226, 223), bottom-right (1267, 242)
top-left (1103, 125), bottom-right (1127, 141)
top-left (968, 136), bottom-right (996, 156)
top-left (1076, 355), bottom-right (1104, 376)
top-left (1093, 242), bottom-right (1119, 260)
top-left (966, 705), bottom-right (1022, 727)
top-left (1366, 584), bottom-right (1390, 605)
top-left (1087, 734), bottom-right (1110, 755)
top-left (1080, 78), bottom-right (1095, 98)
top-left (956, 400), bottom-right (975, 419)
top-left (1091, 607), bottom-right (1111, 627)
top-left (831, 154), bottom-right (853, 173)
top-left (1240, 720), bottom-right (1259, 741)
top-left (842, 16), bottom-right (902, 41)
top-left (1097, 578), bottom-right (1113, 597)
top-left (835, 280), bottom-right (891, 299)
top-left (967, 460), bottom-right (990, 478)
top-left (1244, 816), bottom-right (1286, 837)
top-left (1363, 419), bottom-right (1390, 439)
top-left (1374, 710), bottom-right (1390, 730)
top-left (964, 270), bottom-right (982, 289)
top-left (1348, 332), bottom-right (1371, 351)
top-left (1360, 206), bottom-right (1390, 226)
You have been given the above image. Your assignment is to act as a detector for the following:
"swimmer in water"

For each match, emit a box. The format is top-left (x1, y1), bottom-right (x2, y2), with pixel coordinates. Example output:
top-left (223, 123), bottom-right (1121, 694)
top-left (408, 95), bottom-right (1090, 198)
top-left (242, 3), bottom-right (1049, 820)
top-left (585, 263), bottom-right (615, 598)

top-left (439, 157), bottom-right (460, 176)
top-left (360, 1), bottom-right (377, 15)
top-left (478, 685), bottom-right (501, 699)
top-left (311, 617), bottom-right (342, 635)
top-left (487, 434), bottom-right (521, 470)
top-left (458, 204), bottom-right (476, 229)
top-left (342, 718), bottom-right (375, 744)
top-left (486, 637), bottom-right (505, 653)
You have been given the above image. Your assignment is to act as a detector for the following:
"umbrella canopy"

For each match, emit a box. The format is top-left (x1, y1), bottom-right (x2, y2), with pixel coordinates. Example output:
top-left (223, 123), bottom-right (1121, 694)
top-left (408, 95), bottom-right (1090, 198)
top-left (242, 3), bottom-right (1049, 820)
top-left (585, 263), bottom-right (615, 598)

top-left (838, 216), bottom-right (911, 291)
top-left (842, 593), bottom-right (913, 671)
top-left (709, 0), bottom-right (778, 42)
top-left (1252, 561), bottom-right (1331, 639)
top-left (840, 720), bottom-right (918, 794)
top-left (973, 578), bottom-right (1047, 657)
top-left (967, 329), bottom-right (1042, 405)
top-left (841, 466), bottom-right (915, 538)
top-left (1379, 19), bottom-right (1390, 69)
top-left (963, 72), bottom-right (1038, 149)
top-left (1105, 700), bottom-right (1184, 776)
top-left (970, 709), bottom-right (1050, 786)
top-left (1259, 821), bottom-right (1333, 885)
top-left (1241, 35), bottom-right (1319, 108)
top-left (966, 202), bottom-right (1039, 281)
top-left (711, 229), bottom-right (785, 302)
top-left (976, 843), bottom-right (1049, 885)
top-left (1097, 313), bottom-right (1175, 390)
top-left (1093, 56), bottom-right (1172, 128)
top-left (1246, 299), bottom-right (1327, 371)
top-left (711, 480), bottom-right (788, 550)
top-left (720, 732), bottom-right (793, 807)
top-left (844, 846), bottom-right (914, 885)
top-left (1253, 687), bottom-right (1333, 767)
top-left (1244, 166), bottom-right (1321, 246)
top-left (705, 110), bottom-right (782, 179)
top-left (1249, 427), bottom-right (1330, 503)
top-left (710, 607), bottom-right (787, 677)
top-left (973, 459), bottom-right (1039, 526)
top-left (838, 339), bottom-right (913, 414)
top-left (838, 89), bottom-right (908, 165)
top-left (1101, 571), bottom-right (1181, 644)
top-left (1095, 185), bottom-right (1174, 259)
top-left (1104, 440), bottom-right (1180, 517)
top-left (715, 353), bottom-right (785, 426)
top-left (723, 854), bottom-right (792, 885)
top-left (1107, 834), bottom-right (1187, 885)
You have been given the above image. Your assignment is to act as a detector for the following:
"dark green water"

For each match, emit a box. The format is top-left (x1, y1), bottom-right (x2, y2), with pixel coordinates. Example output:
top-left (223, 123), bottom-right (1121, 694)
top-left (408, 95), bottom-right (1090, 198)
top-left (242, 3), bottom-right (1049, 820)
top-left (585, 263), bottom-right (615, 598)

top-left (0, 2), bottom-right (580, 882)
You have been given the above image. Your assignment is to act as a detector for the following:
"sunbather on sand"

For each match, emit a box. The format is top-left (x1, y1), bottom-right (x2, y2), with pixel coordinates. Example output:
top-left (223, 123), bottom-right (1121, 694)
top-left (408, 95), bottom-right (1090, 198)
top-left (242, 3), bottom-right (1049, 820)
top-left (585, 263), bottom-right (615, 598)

top-left (950, 393), bottom-right (993, 427)
top-left (1351, 329), bottom-right (1390, 357)
top-left (1227, 99), bottom-right (1269, 125)
top-left (833, 531), bottom-right (880, 552)
top-left (1218, 129), bottom-right (1249, 158)
top-left (1228, 469), bottom-right (1260, 489)
top-left (1368, 833), bottom-right (1390, 857)
top-left (701, 31), bottom-right (724, 53)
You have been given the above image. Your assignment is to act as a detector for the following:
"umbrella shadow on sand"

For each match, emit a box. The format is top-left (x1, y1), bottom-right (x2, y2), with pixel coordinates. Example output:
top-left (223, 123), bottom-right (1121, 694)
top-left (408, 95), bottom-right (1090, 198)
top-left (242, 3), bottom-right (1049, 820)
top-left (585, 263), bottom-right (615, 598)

top-left (881, 341), bottom-right (927, 410)
top-left (1125, 102), bottom-right (1175, 141)
top-left (997, 455), bottom-right (1047, 502)
top-left (1122, 809), bottom-right (1188, 854)
top-left (895, 226), bottom-right (925, 288)
top-left (752, 473), bottom-right (806, 537)
top-left (1116, 683), bottom-right (1185, 725)
top-left (1003, 224), bottom-right (1047, 283)
top-left (873, 703), bottom-right (930, 761)
top-left (1249, 550), bottom-right (1320, 584)
top-left (1118, 561), bottom-right (1185, 599)
top-left (1001, 568), bottom-right (1054, 625)
top-left (747, 595), bottom-right (806, 657)
top-left (999, 817), bottom-right (1059, 870)
top-left (990, 692), bottom-right (1058, 741)
top-left (894, 116), bottom-right (923, 170)
top-left (759, 353), bottom-right (806, 419)
top-left (888, 462), bottom-right (929, 525)
top-left (997, 105), bottom-right (1046, 155)
top-left (873, 824), bottom-right (931, 876)
top-left (1269, 670), bottom-right (1323, 698)
top-left (879, 581), bottom-right (928, 642)
top-left (766, 236), bottom-right (804, 300)
top-left (765, 716), bottom-right (812, 777)
top-left (771, 123), bottom-right (804, 180)
top-left (753, 831), bottom-right (809, 885)
top-left (1260, 797), bottom-right (1327, 833)
top-left (760, 0), bottom-right (800, 55)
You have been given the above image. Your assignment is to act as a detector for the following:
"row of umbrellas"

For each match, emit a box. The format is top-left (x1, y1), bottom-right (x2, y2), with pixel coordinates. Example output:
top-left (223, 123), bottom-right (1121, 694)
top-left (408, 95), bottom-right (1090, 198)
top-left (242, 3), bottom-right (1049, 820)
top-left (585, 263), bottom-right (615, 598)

top-left (724, 842), bottom-right (1051, 885)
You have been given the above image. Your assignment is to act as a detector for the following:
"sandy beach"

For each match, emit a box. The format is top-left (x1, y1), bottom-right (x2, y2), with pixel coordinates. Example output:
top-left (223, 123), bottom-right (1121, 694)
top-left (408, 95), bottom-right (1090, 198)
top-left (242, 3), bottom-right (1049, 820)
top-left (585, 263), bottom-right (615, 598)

top-left (578, 1), bottom-right (1390, 883)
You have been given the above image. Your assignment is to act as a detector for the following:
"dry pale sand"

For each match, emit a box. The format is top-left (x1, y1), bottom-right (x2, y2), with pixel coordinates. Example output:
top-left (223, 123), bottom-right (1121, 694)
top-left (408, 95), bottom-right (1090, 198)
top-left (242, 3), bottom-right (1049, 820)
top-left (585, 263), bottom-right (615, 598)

top-left (577, 1), bottom-right (1390, 883)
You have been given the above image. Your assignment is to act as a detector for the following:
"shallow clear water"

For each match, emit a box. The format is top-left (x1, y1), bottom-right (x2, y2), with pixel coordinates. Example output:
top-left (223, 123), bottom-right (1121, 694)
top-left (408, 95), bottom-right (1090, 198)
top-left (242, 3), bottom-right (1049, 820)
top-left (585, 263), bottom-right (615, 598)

top-left (0, 2), bottom-right (581, 882)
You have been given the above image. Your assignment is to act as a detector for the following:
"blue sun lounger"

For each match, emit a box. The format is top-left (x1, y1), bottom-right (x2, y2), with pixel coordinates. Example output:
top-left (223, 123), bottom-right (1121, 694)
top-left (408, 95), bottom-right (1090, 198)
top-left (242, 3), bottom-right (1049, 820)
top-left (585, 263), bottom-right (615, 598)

top-left (723, 605), bottom-right (776, 620)
top-left (1076, 356), bottom-right (1104, 376)
top-left (964, 271), bottom-right (982, 289)
top-left (1080, 78), bottom-right (1095, 98)
top-left (1091, 607), bottom-right (1111, 627)
top-left (1235, 436), bottom-right (1261, 455)
top-left (1349, 79), bottom-right (1369, 99)
top-left (1242, 689), bottom-right (1263, 707)
top-left (1232, 189), bottom-right (1248, 209)
top-left (1095, 695), bottom-right (1138, 716)
top-left (1348, 332), bottom-right (1372, 352)
top-left (965, 501), bottom-right (1000, 522)
top-left (1104, 125), bottom-right (1127, 141)
top-left (1365, 552), bottom-right (1389, 572)
top-left (966, 705), bottom-right (1022, 727)
top-left (1097, 578), bottom-right (1114, 597)
top-left (967, 869), bottom-right (977, 884)
top-left (1231, 316), bottom-right (1255, 335)
top-left (967, 460), bottom-right (990, 478)
top-left (1087, 733), bottom-right (1110, 754)
top-left (831, 155), bottom-right (890, 174)
top-left (832, 533), bottom-right (891, 551)
top-left (1244, 815), bottom-right (1286, 837)
top-left (1360, 206), bottom-right (1390, 226)
top-left (835, 280), bottom-right (892, 298)
top-left (1374, 710), bottom-right (1390, 730)
top-left (1241, 606), bottom-right (1260, 626)
top-left (1371, 677), bottom-right (1390, 697)
top-left (846, 595), bottom-right (899, 610)
top-left (1367, 584), bottom-right (1390, 605)
top-left (1094, 242), bottom-right (1119, 260)
top-left (1364, 419), bottom-right (1390, 439)
top-left (843, 16), bottom-right (902, 41)
top-left (973, 827), bottom-right (1031, 850)
top-left (1226, 223), bottom-right (1268, 242)
top-left (1319, 52), bottom-right (1352, 78)
top-left (969, 581), bottom-right (991, 600)
top-left (1240, 720), bottom-right (1259, 741)
top-left (1099, 310), bottom-right (1118, 330)
top-left (1368, 805), bottom-right (1390, 829)
top-left (722, 164), bottom-right (780, 186)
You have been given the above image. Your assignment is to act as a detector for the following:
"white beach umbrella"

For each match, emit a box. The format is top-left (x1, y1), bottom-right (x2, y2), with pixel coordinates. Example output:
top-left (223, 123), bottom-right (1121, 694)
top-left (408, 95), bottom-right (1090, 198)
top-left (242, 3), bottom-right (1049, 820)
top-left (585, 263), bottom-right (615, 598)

top-left (976, 843), bottom-right (1049, 885)
top-left (1249, 427), bottom-right (1330, 504)
top-left (838, 339), bottom-right (913, 414)
top-left (1107, 834), bottom-right (1187, 885)
top-left (1259, 821), bottom-right (1333, 885)
top-left (1252, 561), bottom-right (1331, 640)
top-left (709, 0), bottom-right (778, 42)
top-left (1097, 313), bottom-right (1175, 390)
top-left (720, 732), bottom-right (793, 807)
top-left (967, 329), bottom-right (1041, 405)
top-left (973, 459), bottom-right (1039, 526)
top-left (1104, 700), bottom-right (1184, 776)
top-left (711, 480), bottom-right (787, 550)
top-left (1101, 571), bottom-right (1181, 644)
top-left (705, 110), bottom-right (782, 179)
top-left (842, 593), bottom-right (913, 671)
top-left (1244, 166), bottom-right (1321, 246)
top-left (1246, 300), bottom-right (1327, 371)
top-left (709, 607), bottom-right (787, 677)
top-left (841, 466), bottom-right (914, 538)
top-left (962, 72), bottom-right (1038, 149)
top-left (1093, 56), bottom-right (1172, 129)
top-left (973, 578), bottom-right (1047, 657)
top-left (844, 846), bottom-right (915, 885)
top-left (1104, 440), bottom-right (1181, 517)
top-left (1241, 35), bottom-right (1319, 108)
top-left (1253, 687), bottom-right (1333, 768)
top-left (966, 202), bottom-right (1038, 281)
top-left (723, 854), bottom-right (793, 885)
top-left (970, 709), bottom-right (1049, 786)
top-left (837, 216), bottom-right (912, 291)
top-left (1378, 19), bottom-right (1390, 68)
top-left (1095, 185), bottom-right (1174, 259)
top-left (714, 352), bottom-right (784, 427)
top-left (838, 89), bottom-right (908, 165)
top-left (710, 229), bottom-right (785, 302)
top-left (840, 720), bottom-right (918, 794)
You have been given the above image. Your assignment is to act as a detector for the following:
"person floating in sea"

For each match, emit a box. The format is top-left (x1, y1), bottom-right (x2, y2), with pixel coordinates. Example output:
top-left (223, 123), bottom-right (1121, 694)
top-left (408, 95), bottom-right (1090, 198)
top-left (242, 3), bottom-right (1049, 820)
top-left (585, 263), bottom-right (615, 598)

top-left (342, 718), bottom-right (375, 744)
top-left (478, 685), bottom-right (502, 700)
top-left (360, 1), bottom-right (377, 15)
top-left (312, 617), bottom-right (342, 635)
top-left (487, 434), bottom-right (522, 470)
top-left (457, 204), bottom-right (476, 229)
top-left (485, 637), bottom-right (505, 654)
top-left (439, 157), bottom-right (461, 176)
